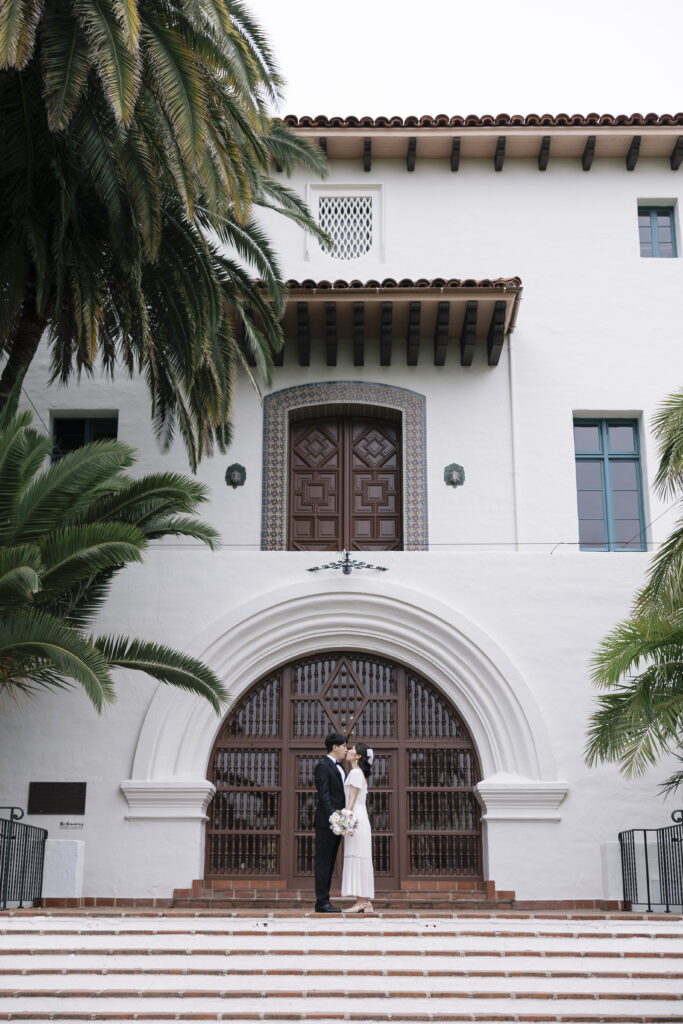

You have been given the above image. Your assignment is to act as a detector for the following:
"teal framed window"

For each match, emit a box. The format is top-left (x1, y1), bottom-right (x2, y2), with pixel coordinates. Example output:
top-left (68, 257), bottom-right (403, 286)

top-left (52, 416), bottom-right (118, 460)
top-left (574, 419), bottom-right (646, 551)
top-left (638, 206), bottom-right (677, 258)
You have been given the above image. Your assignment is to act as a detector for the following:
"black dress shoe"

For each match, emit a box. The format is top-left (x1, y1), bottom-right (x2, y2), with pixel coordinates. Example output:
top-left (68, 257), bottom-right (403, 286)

top-left (315, 902), bottom-right (340, 913)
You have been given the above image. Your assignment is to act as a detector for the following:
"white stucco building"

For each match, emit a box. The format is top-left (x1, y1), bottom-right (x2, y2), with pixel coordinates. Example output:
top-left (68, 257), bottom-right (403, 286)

top-left (3, 112), bottom-right (683, 907)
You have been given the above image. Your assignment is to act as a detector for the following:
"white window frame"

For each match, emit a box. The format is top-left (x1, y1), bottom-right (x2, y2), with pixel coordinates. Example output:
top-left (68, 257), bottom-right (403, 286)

top-left (305, 183), bottom-right (384, 263)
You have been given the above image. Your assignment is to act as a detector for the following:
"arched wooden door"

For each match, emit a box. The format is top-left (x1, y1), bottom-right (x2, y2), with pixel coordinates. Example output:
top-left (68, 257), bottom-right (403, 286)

top-left (205, 652), bottom-right (482, 889)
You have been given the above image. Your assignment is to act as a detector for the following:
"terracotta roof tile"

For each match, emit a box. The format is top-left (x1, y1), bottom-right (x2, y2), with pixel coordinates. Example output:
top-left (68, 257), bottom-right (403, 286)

top-left (283, 112), bottom-right (683, 129)
top-left (284, 277), bottom-right (522, 291)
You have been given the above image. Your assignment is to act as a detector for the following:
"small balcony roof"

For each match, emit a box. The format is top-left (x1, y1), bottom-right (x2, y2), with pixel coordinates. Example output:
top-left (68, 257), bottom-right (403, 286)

top-left (251, 277), bottom-right (523, 369)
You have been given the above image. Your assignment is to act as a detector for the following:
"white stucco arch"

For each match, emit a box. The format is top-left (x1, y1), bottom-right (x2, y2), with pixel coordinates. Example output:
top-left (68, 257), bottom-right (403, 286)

top-left (122, 579), bottom-right (567, 823)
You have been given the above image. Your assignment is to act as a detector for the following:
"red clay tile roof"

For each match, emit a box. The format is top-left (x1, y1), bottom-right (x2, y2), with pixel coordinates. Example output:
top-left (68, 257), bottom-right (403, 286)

top-left (285, 277), bottom-right (522, 290)
top-left (283, 113), bottom-right (683, 129)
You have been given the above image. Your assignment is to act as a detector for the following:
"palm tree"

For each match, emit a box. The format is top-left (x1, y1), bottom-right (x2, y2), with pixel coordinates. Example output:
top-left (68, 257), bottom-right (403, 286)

top-left (1, 0), bottom-right (327, 468)
top-left (0, 402), bottom-right (228, 713)
top-left (586, 389), bottom-right (683, 793)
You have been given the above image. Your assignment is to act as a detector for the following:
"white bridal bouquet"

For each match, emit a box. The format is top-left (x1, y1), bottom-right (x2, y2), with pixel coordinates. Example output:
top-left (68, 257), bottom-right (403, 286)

top-left (329, 808), bottom-right (358, 836)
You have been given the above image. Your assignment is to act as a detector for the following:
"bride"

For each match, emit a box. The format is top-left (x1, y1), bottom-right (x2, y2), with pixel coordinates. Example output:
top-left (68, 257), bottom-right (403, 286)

top-left (341, 741), bottom-right (374, 913)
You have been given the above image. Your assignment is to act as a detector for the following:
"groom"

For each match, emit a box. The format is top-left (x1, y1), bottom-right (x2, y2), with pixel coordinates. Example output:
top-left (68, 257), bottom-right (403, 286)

top-left (313, 731), bottom-right (348, 912)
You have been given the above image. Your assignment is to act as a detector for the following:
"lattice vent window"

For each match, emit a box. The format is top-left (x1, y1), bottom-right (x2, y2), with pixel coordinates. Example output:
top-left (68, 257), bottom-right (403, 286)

top-left (319, 196), bottom-right (373, 259)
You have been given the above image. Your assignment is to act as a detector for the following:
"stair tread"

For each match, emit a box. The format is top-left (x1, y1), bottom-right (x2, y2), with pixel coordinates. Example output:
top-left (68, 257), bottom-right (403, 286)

top-left (5, 972), bottom-right (683, 993)
top-left (3, 952), bottom-right (682, 973)
top-left (2, 994), bottom-right (683, 1014)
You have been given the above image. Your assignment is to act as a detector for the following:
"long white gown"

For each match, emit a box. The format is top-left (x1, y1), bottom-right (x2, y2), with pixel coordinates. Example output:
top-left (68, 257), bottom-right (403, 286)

top-left (341, 767), bottom-right (375, 899)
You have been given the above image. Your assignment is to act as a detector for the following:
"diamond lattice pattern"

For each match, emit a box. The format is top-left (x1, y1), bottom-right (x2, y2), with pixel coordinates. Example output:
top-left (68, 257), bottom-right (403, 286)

top-left (319, 196), bottom-right (373, 260)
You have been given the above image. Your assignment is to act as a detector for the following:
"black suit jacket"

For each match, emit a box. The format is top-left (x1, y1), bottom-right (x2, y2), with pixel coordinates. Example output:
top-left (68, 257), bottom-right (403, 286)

top-left (314, 757), bottom-right (346, 830)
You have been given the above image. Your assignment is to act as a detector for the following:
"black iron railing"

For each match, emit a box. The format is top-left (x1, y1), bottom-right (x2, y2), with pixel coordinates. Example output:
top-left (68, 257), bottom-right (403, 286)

top-left (0, 807), bottom-right (47, 910)
top-left (619, 809), bottom-right (683, 913)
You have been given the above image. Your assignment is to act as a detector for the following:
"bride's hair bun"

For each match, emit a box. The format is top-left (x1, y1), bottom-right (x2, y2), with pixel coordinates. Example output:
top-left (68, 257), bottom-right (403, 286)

top-left (355, 741), bottom-right (373, 779)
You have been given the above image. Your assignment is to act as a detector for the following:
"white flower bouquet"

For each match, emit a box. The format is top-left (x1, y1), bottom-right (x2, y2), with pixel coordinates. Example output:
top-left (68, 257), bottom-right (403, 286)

top-left (329, 808), bottom-right (358, 836)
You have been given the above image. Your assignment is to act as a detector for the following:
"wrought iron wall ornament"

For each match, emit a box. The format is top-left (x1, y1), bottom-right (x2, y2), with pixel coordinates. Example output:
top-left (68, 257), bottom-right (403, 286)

top-left (444, 463), bottom-right (465, 488)
top-left (225, 464), bottom-right (246, 488)
top-left (307, 550), bottom-right (388, 575)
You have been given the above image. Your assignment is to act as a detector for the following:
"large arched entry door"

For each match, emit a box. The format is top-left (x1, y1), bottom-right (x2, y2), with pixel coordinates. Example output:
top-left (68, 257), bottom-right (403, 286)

top-left (205, 652), bottom-right (482, 890)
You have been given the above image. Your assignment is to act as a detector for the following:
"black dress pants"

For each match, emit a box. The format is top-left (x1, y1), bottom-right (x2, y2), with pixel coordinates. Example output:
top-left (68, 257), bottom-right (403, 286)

top-left (314, 825), bottom-right (342, 904)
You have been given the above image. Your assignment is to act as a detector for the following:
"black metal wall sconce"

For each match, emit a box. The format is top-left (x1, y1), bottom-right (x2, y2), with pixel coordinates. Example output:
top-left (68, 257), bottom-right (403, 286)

top-left (225, 463), bottom-right (246, 488)
top-left (444, 463), bottom-right (465, 488)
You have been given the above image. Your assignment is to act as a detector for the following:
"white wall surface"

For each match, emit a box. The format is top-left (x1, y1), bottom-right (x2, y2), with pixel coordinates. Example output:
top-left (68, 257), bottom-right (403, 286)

top-left (4, 152), bottom-right (683, 900)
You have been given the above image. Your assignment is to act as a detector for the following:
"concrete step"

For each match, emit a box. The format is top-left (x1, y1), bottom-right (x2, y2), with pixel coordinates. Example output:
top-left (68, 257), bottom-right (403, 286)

top-left (1, 914), bottom-right (682, 1022)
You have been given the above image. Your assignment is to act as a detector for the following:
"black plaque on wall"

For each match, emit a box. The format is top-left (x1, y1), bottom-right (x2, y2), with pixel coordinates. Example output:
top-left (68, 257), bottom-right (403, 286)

top-left (28, 782), bottom-right (87, 815)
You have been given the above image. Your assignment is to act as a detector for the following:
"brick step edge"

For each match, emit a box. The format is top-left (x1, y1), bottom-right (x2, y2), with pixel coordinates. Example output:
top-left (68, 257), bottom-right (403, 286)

top-left (8, 989), bottom-right (683, 1001)
top-left (4, 968), bottom-right (683, 979)
top-left (4, 946), bottom-right (683, 959)
top-left (2, 1010), bottom-right (683, 1022)
top-left (34, 898), bottom-right (626, 911)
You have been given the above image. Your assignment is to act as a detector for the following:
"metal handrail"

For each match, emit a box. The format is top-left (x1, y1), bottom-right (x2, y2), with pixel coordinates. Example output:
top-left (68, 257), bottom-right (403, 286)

top-left (0, 806), bottom-right (47, 910)
top-left (619, 809), bottom-right (683, 913)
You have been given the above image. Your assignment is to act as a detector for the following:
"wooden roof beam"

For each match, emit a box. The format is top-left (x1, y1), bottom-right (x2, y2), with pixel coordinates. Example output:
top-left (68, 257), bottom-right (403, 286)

top-left (319, 137), bottom-right (327, 155)
top-left (538, 135), bottom-right (551, 171)
top-left (406, 301), bottom-right (421, 366)
top-left (407, 136), bottom-right (416, 172)
top-left (494, 136), bottom-right (506, 172)
top-left (487, 301), bottom-right (507, 366)
top-left (380, 302), bottom-right (393, 366)
top-left (460, 301), bottom-right (478, 366)
top-left (582, 135), bottom-right (596, 171)
top-left (272, 340), bottom-right (284, 367)
top-left (626, 136), bottom-right (641, 171)
top-left (353, 302), bottom-right (365, 366)
top-left (451, 137), bottom-right (460, 171)
top-left (325, 302), bottom-right (337, 366)
top-left (433, 301), bottom-right (450, 365)
top-left (363, 137), bottom-right (372, 172)
top-left (297, 302), bottom-right (310, 366)
top-left (671, 136), bottom-right (683, 170)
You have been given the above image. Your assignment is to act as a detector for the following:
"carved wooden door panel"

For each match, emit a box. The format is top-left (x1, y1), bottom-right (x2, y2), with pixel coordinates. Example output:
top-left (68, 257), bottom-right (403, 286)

top-left (289, 417), bottom-right (402, 551)
top-left (205, 653), bottom-right (482, 889)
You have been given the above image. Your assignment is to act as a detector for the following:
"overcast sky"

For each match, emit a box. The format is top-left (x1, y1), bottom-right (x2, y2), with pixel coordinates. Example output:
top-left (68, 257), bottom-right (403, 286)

top-left (251, 0), bottom-right (682, 119)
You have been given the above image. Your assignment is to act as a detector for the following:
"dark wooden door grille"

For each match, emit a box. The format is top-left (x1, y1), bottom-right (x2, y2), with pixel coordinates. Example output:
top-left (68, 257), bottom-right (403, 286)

top-left (205, 653), bottom-right (482, 887)
top-left (289, 416), bottom-right (402, 551)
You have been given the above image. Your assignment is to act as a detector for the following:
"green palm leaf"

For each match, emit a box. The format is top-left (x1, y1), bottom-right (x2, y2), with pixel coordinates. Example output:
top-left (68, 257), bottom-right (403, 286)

top-left (13, 439), bottom-right (133, 542)
top-left (0, 610), bottom-right (115, 710)
top-left (0, 409), bottom-right (227, 711)
top-left (0, 545), bottom-right (43, 605)
top-left (95, 634), bottom-right (229, 712)
top-left (0, 0), bottom-right (44, 68)
top-left (38, 522), bottom-right (147, 591)
top-left (73, 0), bottom-right (140, 125)
top-left (40, 10), bottom-right (91, 130)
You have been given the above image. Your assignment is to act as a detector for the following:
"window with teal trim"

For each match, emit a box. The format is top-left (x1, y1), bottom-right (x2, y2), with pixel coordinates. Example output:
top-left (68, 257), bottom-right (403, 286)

top-left (638, 206), bottom-right (677, 258)
top-left (574, 419), bottom-right (646, 551)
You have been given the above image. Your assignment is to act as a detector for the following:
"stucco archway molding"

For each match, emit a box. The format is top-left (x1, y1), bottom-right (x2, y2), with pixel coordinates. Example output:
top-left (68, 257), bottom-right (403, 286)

top-left (121, 579), bottom-right (567, 823)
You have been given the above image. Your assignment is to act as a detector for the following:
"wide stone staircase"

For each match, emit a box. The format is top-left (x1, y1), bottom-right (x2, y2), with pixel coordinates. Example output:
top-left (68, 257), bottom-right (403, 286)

top-left (1, 912), bottom-right (683, 1021)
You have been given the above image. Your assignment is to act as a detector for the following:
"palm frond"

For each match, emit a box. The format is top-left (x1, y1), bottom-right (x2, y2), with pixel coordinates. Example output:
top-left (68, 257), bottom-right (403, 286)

top-left (40, 11), bottom-right (90, 130)
top-left (0, 545), bottom-right (43, 605)
top-left (95, 634), bottom-right (229, 712)
top-left (652, 389), bottom-right (683, 500)
top-left (0, 609), bottom-right (115, 711)
top-left (0, 0), bottom-right (44, 68)
top-left (38, 522), bottom-right (147, 592)
top-left (73, 0), bottom-right (141, 126)
top-left (13, 439), bottom-right (133, 542)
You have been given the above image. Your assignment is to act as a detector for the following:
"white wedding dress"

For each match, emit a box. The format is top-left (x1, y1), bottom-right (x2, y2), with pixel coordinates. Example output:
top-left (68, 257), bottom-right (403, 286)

top-left (341, 767), bottom-right (375, 899)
